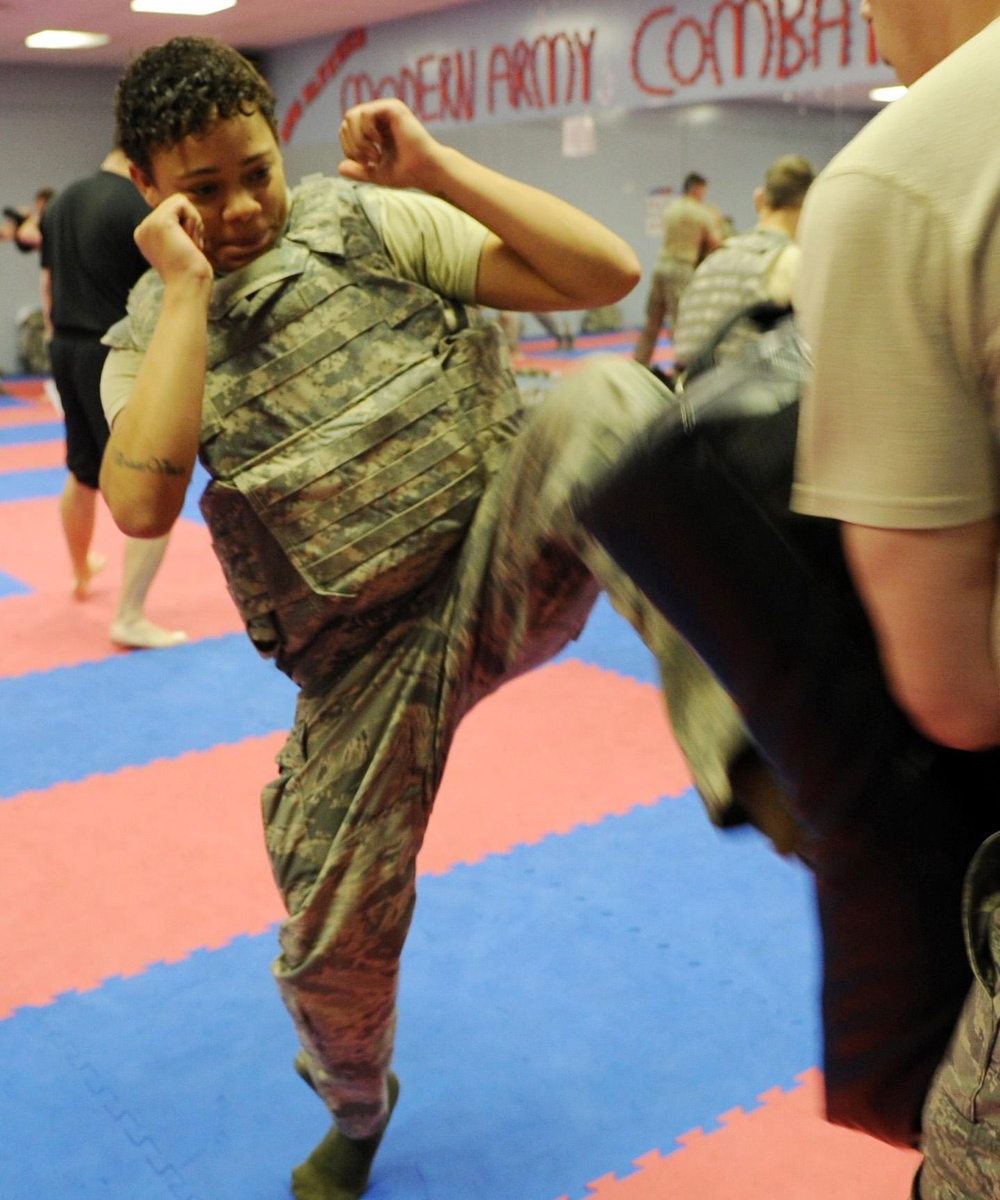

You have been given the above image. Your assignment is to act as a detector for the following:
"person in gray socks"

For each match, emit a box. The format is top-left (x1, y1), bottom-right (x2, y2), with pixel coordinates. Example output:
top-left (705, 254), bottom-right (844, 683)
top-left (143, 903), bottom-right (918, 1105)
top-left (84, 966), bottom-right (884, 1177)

top-left (99, 35), bottom-right (784, 1200)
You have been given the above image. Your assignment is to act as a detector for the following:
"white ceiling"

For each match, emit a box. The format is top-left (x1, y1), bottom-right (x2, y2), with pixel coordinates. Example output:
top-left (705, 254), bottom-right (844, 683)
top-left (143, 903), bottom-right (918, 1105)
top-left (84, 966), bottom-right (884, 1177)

top-left (0, 0), bottom-right (483, 69)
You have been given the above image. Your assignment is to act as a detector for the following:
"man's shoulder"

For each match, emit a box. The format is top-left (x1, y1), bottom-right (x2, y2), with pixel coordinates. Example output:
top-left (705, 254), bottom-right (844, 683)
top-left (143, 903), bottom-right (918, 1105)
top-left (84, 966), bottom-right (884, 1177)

top-left (98, 170), bottom-right (151, 218)
top-left (822, 22), bottom-right (1000, 189)
top-left (62, 168), bottom-right (116, 201)
top-left (663, 194), bottom-right (705, 228)
top-left (46, 169), bottom-right (145, 223)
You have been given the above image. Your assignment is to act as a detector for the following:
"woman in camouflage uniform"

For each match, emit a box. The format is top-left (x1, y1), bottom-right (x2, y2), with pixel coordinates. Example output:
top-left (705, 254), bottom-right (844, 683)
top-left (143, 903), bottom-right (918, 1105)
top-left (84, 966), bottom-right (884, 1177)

top-left (99, 36), bottom-right (759, 1200)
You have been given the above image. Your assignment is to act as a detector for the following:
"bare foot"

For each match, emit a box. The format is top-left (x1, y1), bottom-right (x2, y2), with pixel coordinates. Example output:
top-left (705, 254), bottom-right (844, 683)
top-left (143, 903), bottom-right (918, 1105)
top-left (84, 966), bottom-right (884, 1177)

top-left (71, 552), bottom-right (107, 600)
top-left (110, 618), bottom-right (187, 650)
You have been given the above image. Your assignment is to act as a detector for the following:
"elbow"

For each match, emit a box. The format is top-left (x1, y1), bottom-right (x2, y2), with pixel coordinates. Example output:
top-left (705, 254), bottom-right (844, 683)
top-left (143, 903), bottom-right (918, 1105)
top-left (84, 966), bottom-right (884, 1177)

top-left (610, 253), bottom-right (643, 303)
top-left (111, 509), bottom-right (175, 540)
top-left (619, 259), bottom-right (643, 300)
top-left (103, 490), bottom-right (177, 540)
top-left (122, 514), bottom-right (177, 540)
top-left (914, 714), bottom-right (1000, 753)
top-left (586, 257), bottom-right (642, 308)
top-left (901, 696), bottom-right (1000, 752)
top-left (100, 456), bottom-right (184, 539)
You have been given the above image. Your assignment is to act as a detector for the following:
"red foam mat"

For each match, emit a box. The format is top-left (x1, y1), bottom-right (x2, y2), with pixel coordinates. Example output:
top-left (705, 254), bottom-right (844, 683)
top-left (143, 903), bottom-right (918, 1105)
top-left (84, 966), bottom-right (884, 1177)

top-left (0, 439), bottom-right (64, 473)
top-left (0, 498), bottom-right (243, 677)
top-left (513, 331), bottom-right (674, 377)
top-left (421, 660), bottom-right (689, 874)
top-left (0, 384), bottom-right (59, 425)
top-left (0, 734), bottom-right (287, 1018)
top-left (572, 1068), bottom-right (920, 1200)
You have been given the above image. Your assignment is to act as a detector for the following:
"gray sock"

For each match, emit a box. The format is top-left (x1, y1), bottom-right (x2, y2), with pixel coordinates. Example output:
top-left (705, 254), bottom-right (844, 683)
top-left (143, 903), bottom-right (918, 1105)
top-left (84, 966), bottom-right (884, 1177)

top-left (291, 1072), bottom-right (400, 1200)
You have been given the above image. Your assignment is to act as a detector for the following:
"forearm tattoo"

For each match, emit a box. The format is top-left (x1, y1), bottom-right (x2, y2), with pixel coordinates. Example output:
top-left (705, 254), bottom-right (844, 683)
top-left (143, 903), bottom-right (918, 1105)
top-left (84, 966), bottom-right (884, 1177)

top-left (111, 448), bottom-right (186, 476)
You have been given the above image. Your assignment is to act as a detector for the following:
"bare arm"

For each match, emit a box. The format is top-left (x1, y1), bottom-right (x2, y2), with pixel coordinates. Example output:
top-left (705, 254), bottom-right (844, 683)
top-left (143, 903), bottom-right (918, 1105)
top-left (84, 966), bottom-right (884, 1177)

top-left (14, 211), bottom-right (43, 251)
top-left (698, 230), bottom-right (722, 265)
top-left (697, 210), bottom-right (722, 264)
top-left (338, 99), bottom-right (641, 312)
top-left (843, 519), bottom-right (1000, 749)
top-left (100, 194), bottom-right (213, 538)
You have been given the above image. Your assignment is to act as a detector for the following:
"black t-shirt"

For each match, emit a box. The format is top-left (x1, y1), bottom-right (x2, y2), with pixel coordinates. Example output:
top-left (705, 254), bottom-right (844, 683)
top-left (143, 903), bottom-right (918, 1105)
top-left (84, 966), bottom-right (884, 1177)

top-left (40, 169), bottom-right (151, 336)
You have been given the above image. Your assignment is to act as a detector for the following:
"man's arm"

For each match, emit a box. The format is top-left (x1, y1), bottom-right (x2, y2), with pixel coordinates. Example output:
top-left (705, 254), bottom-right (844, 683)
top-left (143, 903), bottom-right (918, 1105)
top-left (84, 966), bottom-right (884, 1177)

top-left (697, 206), bottom-right (723, 263)
top-left (766, 244), bottom-right (800, 308)
top-left (14, 211), bottom-right (42, 251)
top-left (99, 194), bottom-right (213, 539)
top-left (843, 518), bottom-right (1000, 750)
top-left (338, 100), bottom-right (641, 312)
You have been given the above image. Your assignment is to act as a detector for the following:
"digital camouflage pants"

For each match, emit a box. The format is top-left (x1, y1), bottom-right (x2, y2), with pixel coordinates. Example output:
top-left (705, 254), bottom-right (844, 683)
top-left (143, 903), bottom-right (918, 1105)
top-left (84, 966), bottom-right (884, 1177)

top-left (918, 831), bottom-right (1000, 1199)
top-left (258, 356), bottom-right (747, 1138)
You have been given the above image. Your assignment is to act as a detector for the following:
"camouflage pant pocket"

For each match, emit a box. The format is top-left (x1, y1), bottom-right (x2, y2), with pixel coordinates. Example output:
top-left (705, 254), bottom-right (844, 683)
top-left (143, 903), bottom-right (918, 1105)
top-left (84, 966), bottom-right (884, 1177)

top-left (919, 835), bottom-right (1000, 1199)
top-left (922, 1053), bottom-right (1000, 1200)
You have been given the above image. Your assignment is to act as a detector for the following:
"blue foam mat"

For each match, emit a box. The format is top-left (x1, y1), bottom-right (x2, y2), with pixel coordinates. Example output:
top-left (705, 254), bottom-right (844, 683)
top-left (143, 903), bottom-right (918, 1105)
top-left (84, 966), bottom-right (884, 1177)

top-left (0, 633), bottom-right (296, 798)
top-left (0, 465), bottom-right (67, 503)
top-left (178, 462), bottom-right (211, 525)
top-left (0, 594), bottom-right (648, 801)
top-left (0, 569), bottom-right (30, 598)
top-left (0, 792), bottom-right (819, 1200)
top-left (0, 421), bottom-right (61, 446)
top-left (0, 457), bottom-right (208, 525)
top-left (553, 593), bottom-right (661, 686)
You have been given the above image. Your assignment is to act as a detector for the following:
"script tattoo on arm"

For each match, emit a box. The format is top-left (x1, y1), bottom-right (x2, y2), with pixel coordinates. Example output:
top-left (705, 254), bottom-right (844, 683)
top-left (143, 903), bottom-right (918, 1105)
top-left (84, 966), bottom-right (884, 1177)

top-left (111, 448), bottom-right (186, 477)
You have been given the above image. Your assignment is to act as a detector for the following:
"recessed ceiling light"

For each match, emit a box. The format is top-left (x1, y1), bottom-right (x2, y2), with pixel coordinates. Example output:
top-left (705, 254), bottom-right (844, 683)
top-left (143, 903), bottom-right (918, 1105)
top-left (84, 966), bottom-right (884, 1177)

top-left (869, 85), bottom-right (907, 103)
top-left (130, 0), bottom-right (237, 13)
top-left (25, 29), bottom-right (111, 50)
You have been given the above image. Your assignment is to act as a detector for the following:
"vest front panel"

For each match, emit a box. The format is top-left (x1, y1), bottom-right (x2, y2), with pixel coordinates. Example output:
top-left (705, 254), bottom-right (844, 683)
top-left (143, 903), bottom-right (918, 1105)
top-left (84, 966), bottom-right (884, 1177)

top-left (193, 179), bottom-right (522, 667)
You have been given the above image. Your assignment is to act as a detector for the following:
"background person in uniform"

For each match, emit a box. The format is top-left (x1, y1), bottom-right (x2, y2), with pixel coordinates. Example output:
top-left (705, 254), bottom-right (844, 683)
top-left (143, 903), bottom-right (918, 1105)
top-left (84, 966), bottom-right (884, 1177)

top-left (791, 0), bottom-right (1000, 1195)
top-left (632, 171), bottom-right (721, 367)
top-left (495, 309), bottom-right (575, 359)
top-left (41, 146), bottom-right (185, 648)
top-left (671, 153), bottom-right (815, 380)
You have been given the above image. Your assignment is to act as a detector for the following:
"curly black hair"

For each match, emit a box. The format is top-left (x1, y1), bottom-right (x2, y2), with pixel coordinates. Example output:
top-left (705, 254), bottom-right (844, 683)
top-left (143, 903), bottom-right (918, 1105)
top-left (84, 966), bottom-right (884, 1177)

top-left (115, 36), bottom-right (277, 175)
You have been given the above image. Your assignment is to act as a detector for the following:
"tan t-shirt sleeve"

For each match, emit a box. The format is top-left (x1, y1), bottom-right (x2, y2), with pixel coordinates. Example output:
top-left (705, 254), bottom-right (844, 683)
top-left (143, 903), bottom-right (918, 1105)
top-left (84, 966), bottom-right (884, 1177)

top-left (792, 170), bottom-right (999, 528)
top-left (101, 347), bottom-right (143, 430)
top-left (368, 187), bottom-right (488, 302)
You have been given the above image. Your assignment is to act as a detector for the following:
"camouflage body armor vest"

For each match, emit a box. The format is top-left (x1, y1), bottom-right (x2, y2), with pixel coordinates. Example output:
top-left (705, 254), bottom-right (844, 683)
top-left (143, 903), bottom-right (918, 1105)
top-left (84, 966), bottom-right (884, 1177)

top-left (672, 227), bottom-right (792, 371)
top-left (114, 177), bottom-right (523, 680)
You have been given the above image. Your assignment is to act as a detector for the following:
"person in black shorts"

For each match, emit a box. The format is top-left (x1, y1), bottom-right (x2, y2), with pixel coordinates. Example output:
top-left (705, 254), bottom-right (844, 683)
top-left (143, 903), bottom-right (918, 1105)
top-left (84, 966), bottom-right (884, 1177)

top-left (41, 145), bottom-right (184, 648)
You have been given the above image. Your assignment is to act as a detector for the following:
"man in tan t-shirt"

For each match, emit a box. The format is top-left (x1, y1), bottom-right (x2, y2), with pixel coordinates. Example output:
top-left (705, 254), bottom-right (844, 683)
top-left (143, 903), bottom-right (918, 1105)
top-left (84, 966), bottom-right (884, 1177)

top-left (793, 1), bottom-right (1000, 1195)
top-left (633, 172), bottom-right (721, 366)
